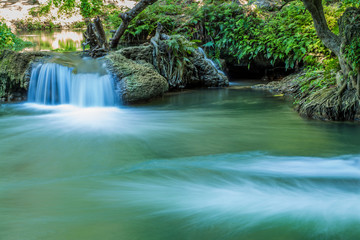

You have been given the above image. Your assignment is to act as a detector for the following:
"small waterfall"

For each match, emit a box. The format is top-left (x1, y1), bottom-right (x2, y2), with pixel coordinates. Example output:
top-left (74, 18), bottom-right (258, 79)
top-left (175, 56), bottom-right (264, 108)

top-left (198, 47), bottom-right (225, 75)
top-left (28, 62), bottom-right (116, 107)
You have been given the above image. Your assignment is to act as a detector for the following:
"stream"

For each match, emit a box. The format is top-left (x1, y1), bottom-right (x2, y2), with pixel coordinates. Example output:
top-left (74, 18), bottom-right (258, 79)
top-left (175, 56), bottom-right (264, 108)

top-left (1, 31), bottom-right (360, 240)
top-left (1, 86), bottom-right (360, 239)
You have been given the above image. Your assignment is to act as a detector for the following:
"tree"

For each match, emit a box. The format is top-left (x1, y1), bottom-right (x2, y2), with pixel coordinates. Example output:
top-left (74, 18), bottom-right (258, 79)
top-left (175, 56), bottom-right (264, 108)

top-left (83, 0), bottom-right (159, 56)
top-left (302, 0), bottom-right (360, 95)
top-left (110, 0), bottom-right (159, 49)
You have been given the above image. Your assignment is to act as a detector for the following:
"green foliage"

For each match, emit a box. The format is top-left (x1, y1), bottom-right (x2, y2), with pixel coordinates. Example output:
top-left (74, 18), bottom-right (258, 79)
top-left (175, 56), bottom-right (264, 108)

top-left (80, 0), bottom-right (104, 18)
top-left (105, 0), bottom-right (188, 42)
top-left (80, 0), bottom-right (92, 18)
top-left (58, 0), bottom-right (76, 14)
top-left (298, 58), bottom-right (339, 94)
top-left (172, 0), bottom-right (354, 72)
top-left (0, 21), bottom-right (32, 51)
top-left (164, 35), bottom-right (197, 56)
top-left (341, 0), bottom-right (360, 8)
top-left (29, 0), bottom-right (103, 18)
top-left (14, 19), bottom-right (60, 31)
top-left (29, 1), bottom-right (52, 17)
top-left (179, 1), bottom-right (342, 69)
top-left (160, 34), bottom-right (198, 87)
top-left (345, 38), bottom-right (360, 71)
top-left (29, 0), bottom-right (76, 16)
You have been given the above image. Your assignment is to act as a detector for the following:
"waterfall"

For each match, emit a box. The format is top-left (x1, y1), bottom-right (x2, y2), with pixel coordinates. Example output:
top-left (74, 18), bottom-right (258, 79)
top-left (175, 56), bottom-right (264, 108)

top-left (28, 63), bottom-right (117, 107)
top-left (197, 47), bottom-right (225, 75)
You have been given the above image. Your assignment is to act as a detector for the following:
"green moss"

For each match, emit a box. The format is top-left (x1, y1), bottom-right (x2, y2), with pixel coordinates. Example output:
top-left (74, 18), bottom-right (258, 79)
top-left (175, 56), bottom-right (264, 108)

top-left (0, 50), bottom-right (50, 99)
top-left (106, 52), bottom-right (168, 103)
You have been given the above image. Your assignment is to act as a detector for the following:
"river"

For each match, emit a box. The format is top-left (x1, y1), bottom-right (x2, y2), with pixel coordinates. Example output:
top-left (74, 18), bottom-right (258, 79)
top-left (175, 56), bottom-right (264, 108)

top-left (1, 31), bottom-right (360, 239)
top-left (1, 84), bottom-right (360, 239)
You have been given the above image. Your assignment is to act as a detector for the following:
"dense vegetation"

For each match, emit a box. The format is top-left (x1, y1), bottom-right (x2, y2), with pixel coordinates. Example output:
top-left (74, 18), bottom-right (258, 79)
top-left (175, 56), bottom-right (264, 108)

top-left (101, 0), bottom-right (358, 93)
top-left (0, 22), bottom-right (31, 51)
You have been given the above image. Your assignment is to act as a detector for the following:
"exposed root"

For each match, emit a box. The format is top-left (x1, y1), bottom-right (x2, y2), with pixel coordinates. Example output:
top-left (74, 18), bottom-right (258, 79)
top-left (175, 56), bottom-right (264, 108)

top-left (297, 87), bottom-right (360, 121)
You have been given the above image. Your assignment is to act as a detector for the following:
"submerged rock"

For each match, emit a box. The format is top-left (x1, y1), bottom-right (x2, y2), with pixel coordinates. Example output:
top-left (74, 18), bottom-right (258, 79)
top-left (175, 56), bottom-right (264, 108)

top-left (0, 50), bottom-right (50, 101)
top-left (106, 52), bottom-right (168, 104)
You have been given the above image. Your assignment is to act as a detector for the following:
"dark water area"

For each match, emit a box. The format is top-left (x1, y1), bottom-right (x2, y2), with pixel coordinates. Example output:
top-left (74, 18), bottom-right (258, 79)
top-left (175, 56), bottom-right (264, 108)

top-left (1, 83), bottom-right (360, 239)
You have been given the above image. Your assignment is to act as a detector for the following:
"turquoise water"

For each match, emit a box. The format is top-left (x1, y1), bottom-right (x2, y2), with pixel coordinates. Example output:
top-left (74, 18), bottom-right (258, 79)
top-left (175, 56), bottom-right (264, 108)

top-left (1, 86), bottom-right (360, 239)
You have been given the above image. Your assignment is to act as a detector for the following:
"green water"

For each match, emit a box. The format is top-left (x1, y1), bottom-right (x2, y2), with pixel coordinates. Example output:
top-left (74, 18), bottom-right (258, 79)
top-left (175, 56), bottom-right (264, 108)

top-left (17, 30), bottom-right (84, 51)
top-left (1, 86), bottom-right (360, 240)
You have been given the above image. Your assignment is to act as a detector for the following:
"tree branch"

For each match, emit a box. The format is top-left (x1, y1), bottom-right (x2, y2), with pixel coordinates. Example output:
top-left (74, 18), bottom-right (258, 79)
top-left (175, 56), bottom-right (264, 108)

top-left (110, 0), bottom-right (159, 49)
top-left (301, 0), bottom-right (341, 56)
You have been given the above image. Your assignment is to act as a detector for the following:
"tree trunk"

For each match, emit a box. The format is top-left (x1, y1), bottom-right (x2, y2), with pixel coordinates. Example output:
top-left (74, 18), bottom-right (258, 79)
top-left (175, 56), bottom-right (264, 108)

top-left (83, 17), bottom-right (109, 58)
top-left (302, 1), bottom-right (360, 95)
top-left (110, 0), bottom-right (159, 49)
top-left (301, 0), bottom-right (341, 56)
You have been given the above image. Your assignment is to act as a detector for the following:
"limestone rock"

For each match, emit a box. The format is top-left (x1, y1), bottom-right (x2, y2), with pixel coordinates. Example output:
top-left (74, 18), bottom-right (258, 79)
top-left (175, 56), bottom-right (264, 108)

top-left (118, 44), bottom-right (153, 63)
top-left (106, 52), bottom-right (168, 104)
top-left (192, 50), bottom-right (228, 87)
top-left (0, 50), bottom-right (50, 101)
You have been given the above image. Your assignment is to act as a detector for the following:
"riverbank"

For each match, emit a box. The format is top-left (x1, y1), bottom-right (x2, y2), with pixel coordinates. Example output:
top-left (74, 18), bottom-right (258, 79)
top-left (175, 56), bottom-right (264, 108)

top-left (254, 71), bottom-right (360, 121)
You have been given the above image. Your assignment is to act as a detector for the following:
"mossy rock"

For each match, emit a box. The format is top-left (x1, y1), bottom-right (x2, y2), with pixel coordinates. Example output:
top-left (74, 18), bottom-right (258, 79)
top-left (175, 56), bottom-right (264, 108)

top-left (106, 52), bottom-right (169, 104)
top-left (115, 42), bottom-right (229, 89)
top-left (118, 44), bottom-right (153, 63)
top-left (0, 50), bottom-right (51, 101)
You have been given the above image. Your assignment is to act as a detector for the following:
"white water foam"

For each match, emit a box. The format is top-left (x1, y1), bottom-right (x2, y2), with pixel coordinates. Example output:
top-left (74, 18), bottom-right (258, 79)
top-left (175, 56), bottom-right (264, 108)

top-left (97, 153), bottom-right (360, 236)
top-left (28, 63), bottom-right (116, 107)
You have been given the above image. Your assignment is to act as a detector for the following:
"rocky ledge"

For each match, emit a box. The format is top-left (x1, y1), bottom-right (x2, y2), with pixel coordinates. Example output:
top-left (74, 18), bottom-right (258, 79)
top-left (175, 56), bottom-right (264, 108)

top-left (0, 50), bottom-right (51, 102)
top-left (0, 38), bottom-right (228, 104)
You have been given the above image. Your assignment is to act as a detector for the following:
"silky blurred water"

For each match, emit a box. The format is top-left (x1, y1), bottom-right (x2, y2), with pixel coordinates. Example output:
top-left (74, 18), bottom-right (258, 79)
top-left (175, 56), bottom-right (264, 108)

top-left (1, 87), bottom-right (360, 240)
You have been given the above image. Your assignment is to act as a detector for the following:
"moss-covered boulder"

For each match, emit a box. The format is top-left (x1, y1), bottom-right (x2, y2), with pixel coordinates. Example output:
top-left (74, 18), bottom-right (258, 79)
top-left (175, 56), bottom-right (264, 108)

top-left (118, 44), bottom-right (153, 63)
top-left (106, 52), bottom-right (168, 104)
top-left (192, 50), bottom-right (229, 88)
top-left (0, 50), bottom-right (50, 101)
top-left (116, 40), bottom-right (229, 89)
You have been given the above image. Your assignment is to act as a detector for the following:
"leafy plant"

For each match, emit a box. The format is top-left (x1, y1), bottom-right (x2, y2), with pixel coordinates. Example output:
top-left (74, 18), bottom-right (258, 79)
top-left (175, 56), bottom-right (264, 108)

top-left (345, 38), bottom-right (360, 71)
top-left (0, 21), bottom-right (32, 51)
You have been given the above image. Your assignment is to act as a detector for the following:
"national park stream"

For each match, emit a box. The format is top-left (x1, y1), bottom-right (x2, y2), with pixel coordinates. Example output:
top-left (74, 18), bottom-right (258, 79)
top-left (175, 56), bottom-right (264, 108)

top-left (1, 31), bottom-right (360, 240)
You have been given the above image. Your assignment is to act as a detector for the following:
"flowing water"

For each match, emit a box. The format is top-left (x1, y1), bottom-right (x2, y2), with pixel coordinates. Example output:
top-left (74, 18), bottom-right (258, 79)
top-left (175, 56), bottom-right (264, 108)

top-left (28, 60), bottom-right (116, 107)
top-left (2, 48), bottom-right (360, 239)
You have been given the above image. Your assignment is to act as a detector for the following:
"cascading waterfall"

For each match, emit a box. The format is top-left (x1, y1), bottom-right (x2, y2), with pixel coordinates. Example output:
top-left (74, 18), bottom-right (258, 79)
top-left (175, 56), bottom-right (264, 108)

top-left (198, 47), bottom-right (225, 75)
top-left (28, 61), bottom-right (117, 107)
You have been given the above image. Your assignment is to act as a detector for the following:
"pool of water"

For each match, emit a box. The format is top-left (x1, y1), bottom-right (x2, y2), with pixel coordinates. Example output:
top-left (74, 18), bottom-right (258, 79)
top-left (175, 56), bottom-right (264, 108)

top-left (1, 86), bottom-right (360, 239)
top-left (17, 30), bottom-right (84, 51)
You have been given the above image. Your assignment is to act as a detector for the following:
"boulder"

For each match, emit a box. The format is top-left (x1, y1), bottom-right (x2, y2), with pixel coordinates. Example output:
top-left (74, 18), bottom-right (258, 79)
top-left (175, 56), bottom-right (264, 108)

top-left (116, 38), bottom-right (229, 89)
top-left (0, 50), bottom-right (50, 101)
top-left (192, 49), bottom-right (229, 87)
top-left (106, 52), bottom-right (169, 104)
top-left (118, 44), bottom-right (153, 63)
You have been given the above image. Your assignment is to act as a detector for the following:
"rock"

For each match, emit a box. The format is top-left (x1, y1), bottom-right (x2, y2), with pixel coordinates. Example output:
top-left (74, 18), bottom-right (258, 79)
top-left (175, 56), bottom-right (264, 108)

top-left (192, 50), bottom-right (229, 87)
top-left (118, 44), bottom-right (153, 63)
top-left (106, 52), bottom-right (169, 104)
top-left (0, 50), bottom-right (50, 101)
top-left (117, 40), bottom-right (229, 89)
